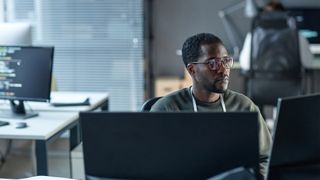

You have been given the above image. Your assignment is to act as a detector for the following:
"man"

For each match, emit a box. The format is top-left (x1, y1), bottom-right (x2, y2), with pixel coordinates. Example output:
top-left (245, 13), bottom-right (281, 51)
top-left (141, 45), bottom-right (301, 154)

top-left (150, 33), bottom-right (272, 178)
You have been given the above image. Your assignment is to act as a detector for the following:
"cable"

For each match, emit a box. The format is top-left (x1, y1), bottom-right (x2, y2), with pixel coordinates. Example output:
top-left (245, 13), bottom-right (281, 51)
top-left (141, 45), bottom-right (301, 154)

top-left (25, 101), bottom-right (34, 113)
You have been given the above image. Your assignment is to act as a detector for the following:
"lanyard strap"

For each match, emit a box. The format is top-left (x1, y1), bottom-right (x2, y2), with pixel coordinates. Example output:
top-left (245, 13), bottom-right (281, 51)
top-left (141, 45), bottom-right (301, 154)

top-left (190, 87), bottom-right (226, 112)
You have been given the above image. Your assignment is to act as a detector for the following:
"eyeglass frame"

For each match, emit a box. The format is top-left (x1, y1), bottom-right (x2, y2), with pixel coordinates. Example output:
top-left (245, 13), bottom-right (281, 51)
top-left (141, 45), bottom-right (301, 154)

top-left (188, 56), bottom-right (234, 71)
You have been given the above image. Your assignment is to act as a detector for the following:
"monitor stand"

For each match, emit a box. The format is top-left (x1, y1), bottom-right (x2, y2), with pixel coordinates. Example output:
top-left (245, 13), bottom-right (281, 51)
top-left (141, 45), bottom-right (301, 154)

top-left (0, 100), bottom-right (38, 119)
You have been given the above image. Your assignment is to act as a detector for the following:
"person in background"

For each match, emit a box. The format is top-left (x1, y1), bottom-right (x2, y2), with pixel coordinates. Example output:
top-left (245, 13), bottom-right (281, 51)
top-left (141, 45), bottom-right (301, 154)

top-left (239, 1), bottom-right (314, 71)
top-left (150, 33), bottom-right (272, 178)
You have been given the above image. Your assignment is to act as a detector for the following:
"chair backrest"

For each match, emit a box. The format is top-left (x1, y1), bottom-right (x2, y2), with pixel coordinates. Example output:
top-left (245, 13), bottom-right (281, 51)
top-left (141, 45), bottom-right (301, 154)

top-left (247, 11), bottom-right (303, 106)
top-left (141, 96), bottom-right (162, 111)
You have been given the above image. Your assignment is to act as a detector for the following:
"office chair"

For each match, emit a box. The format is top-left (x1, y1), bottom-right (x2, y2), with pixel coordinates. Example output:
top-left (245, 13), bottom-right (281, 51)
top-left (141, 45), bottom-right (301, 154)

top-left (244, 11), bottom-right (304, 110)
top-left (141, 97), bottom-right (162, 111)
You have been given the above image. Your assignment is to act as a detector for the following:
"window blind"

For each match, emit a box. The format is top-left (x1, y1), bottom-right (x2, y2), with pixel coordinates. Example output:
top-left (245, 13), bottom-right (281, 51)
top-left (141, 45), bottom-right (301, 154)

top-left (5, 0), bottom-right (144, 111)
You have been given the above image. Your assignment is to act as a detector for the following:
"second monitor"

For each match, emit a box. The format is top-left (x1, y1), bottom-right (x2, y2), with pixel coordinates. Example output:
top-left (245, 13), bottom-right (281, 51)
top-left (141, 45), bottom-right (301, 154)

top-left (268, 94), bottom-right (320, 179)
top-left (0, 46), bottom-right (54, 119)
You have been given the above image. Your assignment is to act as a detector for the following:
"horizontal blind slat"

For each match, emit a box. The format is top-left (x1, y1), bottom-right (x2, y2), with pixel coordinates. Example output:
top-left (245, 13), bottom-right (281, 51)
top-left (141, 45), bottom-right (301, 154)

top-left (8, 0), bottom-right (144, 111)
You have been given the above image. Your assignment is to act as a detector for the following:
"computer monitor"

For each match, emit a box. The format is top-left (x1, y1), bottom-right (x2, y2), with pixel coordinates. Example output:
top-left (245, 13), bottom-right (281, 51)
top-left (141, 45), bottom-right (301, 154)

top-left (267, 94), bottom-right (320, 179)
top-left (0, 23), bottom-right (32, 46)
top-left (0, 46), bottom-right (54, 119)
top-left (80, 112), bottom-right (259, 180)
top-left (288, 8), bottom-right (320, 54)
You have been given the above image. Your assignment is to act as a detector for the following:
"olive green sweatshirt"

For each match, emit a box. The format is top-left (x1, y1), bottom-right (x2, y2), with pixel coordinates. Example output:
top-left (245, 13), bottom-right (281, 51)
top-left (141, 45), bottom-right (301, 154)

top-left (150, 87), bottom-right (272, 178)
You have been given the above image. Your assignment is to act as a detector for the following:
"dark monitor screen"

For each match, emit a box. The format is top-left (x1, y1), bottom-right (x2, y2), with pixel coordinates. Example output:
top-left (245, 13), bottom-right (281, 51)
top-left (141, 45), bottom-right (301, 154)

top-left (268, 94), bottom-right (320, 171)
top-left (0, 46), bottom-right (54, 102)
top-left (80, 112), bottom-right (259, 180)
top-left (0, 46), bottom-right (54, 119)
top-left (288, 8), bottom-right (320, 44)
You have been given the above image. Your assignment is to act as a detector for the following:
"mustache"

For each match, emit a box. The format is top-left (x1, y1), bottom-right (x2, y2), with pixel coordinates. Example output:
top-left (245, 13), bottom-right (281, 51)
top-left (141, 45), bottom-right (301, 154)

top-left (214, 75), bottom-right (229, 83)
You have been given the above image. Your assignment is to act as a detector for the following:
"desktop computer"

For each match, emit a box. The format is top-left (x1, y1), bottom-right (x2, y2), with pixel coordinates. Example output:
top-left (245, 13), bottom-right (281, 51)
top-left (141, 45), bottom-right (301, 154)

top-left (288, 8), bottom-right (320, 55)
top-left (0, 23), bottom-right (32, 46)
top-left (0, 46), bottom-right (54, 119)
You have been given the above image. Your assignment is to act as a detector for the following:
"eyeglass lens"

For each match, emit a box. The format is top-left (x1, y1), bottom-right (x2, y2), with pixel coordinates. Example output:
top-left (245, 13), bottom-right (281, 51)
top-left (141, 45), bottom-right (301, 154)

top-left (209, 57), bottom-right (233, 70)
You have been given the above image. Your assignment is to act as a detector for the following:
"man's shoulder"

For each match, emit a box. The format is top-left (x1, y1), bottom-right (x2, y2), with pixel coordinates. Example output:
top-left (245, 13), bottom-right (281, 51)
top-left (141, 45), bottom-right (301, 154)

top-left (224, 89), bottom-right (257, 111)
top-left (225, 89), bottom-right (252, 102)
top-left (165, 87), bottom-right (189, 97)
top-left (157, 87), bottom-right (190, 104)
top-left (150, 88), bottom-right (191, 111)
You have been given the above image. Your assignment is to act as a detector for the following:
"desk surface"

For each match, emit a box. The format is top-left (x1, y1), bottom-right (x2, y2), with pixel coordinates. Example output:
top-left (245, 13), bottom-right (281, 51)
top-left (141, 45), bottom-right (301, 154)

top-left (0, 91), bottom-right (108, 112)
top-left (0, 91), bottom-right (108, 140)
top-left (232, 58), bottom-right (320, 69)
top-left (309, 58), bottom-right (320, 69)
top-left (0, 176), bottom-right (76, 180)
top-left (31, 91), bottom-right (108, 112)
top-left (0, 111), bottom-right (76, 140)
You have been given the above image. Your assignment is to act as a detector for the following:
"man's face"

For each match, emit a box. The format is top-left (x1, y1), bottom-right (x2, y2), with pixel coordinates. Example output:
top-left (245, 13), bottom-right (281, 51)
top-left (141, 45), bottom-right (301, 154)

top-left (191, 43), bottom-right (231, 93)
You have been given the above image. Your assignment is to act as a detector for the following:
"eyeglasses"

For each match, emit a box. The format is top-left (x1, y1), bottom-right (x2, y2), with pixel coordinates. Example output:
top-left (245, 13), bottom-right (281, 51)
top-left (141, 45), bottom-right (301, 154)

top-left (189, 57), bottom-right (234, 70)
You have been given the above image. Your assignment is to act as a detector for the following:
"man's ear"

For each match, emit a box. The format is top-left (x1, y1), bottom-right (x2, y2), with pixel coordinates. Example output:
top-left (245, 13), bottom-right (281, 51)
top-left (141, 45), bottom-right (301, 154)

top-left (187, 64), bottom-right (195, 76)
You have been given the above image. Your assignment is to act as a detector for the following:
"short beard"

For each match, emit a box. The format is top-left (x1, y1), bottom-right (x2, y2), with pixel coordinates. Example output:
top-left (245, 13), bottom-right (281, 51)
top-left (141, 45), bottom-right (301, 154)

top-left (212, 87), bottom-right (227, 93)
top-left (207, 78), bottom-right (228, 93)
top-left (208, 85), bottom-right (227, 93)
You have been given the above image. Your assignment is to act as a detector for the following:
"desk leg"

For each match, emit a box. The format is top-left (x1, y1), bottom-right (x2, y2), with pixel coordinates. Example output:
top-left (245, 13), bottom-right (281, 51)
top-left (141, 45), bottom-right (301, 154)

top-left (35, 140), bottom-right (48, 175)
top-left (70, 122), bottom-right (80, 150)
top-left (70, 122), bottom-right (80, 178)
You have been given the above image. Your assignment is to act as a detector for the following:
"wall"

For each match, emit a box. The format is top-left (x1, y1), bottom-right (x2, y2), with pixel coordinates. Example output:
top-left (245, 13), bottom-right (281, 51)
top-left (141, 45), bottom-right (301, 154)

top-left (151, 0), bottom-right (253, 77)
top-left (150, 0), bottom-right (320, 94)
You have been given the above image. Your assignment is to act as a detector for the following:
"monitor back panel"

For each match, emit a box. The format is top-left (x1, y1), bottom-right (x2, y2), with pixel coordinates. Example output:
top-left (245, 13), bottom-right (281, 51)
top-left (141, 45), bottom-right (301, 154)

top-left (270, 94), bottom-right (320, 167)
top-left (80, 112), bottom-right (259, 180)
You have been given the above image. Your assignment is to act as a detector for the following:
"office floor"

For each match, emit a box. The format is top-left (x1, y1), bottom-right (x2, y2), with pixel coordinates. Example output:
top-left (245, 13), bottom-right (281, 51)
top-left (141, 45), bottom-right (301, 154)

top-left (0, 138), bottom-right (70, 179)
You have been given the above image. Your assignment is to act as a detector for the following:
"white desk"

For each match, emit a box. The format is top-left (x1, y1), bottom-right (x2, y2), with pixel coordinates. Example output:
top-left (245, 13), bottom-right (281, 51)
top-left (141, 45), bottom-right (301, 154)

top-left (30, 91), bottom-right (108, 112)
top-left (0, 111), bottom-right (76, 140)
top-left (0, 92), bottom-right (108, 176)
top-left (233, 60), bottom-right (320, 70)
top-left (233, 59), bottom-right (320, 94)
top-left (0, 91), bottom-right (109, 113)
top-left (0, 176), bottom-right (75, 180)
